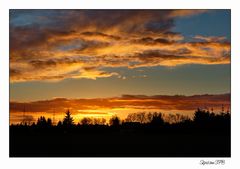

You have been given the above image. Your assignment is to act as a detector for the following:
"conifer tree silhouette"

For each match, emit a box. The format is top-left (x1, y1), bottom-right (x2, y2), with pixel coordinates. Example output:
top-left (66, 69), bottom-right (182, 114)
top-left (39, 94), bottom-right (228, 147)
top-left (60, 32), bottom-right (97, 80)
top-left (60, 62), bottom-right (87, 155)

top-left (63, 109), bottom-right (74, 126)
top-left (37, 116), bottom-right (52, 127)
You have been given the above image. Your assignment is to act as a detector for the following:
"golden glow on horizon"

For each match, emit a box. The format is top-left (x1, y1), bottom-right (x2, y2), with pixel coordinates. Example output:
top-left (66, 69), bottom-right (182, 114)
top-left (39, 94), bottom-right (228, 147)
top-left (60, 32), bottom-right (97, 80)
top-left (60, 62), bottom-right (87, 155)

top-left (10, 93), bottom-right (230, 124)
top-left (10, 107), bottom-right (223, 125)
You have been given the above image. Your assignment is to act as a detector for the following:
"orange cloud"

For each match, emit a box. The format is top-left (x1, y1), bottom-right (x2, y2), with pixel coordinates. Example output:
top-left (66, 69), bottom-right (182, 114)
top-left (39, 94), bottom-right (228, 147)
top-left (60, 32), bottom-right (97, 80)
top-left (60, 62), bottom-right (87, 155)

top-left (10, 10), bottom-right (230, 82)
top-left (10, 93), bottom-right (230, 124)
top-left (10, 93), bottom-right (230, 114)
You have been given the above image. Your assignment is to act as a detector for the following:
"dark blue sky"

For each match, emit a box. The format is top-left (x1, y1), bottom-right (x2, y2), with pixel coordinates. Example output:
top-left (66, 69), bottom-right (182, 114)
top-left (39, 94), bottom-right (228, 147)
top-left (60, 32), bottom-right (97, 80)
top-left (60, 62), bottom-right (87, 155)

top-left (173, 10), bottom-right (230, 40)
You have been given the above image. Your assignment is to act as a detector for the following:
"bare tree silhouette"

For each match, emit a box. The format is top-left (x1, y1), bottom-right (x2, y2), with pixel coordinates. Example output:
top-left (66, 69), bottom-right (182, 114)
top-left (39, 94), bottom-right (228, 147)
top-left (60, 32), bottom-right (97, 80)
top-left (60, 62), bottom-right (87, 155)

top-left (93, 118), bottom-right (106, 125)
top-left (21, 115), bottom-right (34, 126)
top-left (81, 117), bottom-right (92, 125)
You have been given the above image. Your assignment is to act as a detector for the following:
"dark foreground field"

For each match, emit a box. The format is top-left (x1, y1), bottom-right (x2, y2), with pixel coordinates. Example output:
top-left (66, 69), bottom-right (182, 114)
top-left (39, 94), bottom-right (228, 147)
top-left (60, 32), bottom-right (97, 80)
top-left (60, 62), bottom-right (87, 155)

top-left (10, 110), bottom-right (230, 157)
top-left (10, 125), bottom-right (230, 157)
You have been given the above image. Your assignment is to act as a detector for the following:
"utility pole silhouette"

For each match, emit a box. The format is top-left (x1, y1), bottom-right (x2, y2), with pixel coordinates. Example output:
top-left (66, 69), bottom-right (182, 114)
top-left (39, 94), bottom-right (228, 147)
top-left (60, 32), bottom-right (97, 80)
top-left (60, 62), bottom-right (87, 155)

top-left (211, 108), bottom-right (214, 114)
top-left (22, 104), bottom-right (26, 124)
top-left (227, 105), bottom-right (230, 113)
top-left (222, 104), bottom-right (224, 113)
top-left (53, 108), bottom-right (56, 126)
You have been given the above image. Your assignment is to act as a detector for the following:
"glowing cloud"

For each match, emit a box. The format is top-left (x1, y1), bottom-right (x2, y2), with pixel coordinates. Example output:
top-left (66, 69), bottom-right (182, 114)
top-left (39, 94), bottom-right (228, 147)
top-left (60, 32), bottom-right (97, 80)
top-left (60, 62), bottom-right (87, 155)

top-left (10, 10), bottom-right (230, 82)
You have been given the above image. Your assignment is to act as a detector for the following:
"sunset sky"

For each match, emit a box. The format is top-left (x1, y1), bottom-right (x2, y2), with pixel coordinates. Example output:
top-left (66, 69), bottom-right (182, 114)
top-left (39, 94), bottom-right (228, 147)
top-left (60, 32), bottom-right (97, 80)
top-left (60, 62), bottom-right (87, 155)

top-left (10, 10), bottom-right (230, 124)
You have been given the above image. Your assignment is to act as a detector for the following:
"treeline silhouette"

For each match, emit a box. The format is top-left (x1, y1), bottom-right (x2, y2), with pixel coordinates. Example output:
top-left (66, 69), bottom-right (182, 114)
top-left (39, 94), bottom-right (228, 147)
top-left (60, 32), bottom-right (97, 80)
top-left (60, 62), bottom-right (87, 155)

top-left (10, 109), bottom-right (230, 157)
top-left (12, 108), bottom-right (230, 129)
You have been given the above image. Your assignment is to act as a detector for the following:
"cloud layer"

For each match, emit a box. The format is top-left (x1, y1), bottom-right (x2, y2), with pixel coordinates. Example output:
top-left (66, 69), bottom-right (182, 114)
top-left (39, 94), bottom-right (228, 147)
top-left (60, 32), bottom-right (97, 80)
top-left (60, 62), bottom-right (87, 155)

top-left (10, 93), bottom-right (230, 114)
top-left (10, 10), bottom-right (230, 82)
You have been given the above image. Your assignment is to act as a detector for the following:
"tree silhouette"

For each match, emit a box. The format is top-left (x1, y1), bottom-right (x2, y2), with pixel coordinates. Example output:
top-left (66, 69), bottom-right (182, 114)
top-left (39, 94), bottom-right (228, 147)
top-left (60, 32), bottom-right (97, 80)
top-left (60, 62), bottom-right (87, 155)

top-left (57, 121), bottom-right (62, 127)
top-left (47, 118), bottom-right (52, 126)
top-left (109, 116), bottom-right (121, 126)
top-left (37, 116), bottom-right (52, 127)
top-left (81, 117), bottom-right (92, 125)
top-left (147, 112), bottom-right (154, 123)
top-left (125, 113), bottom-right (136, 122)
top-left (150, 112), bottom-right (164, 126)
top-left (63, 109), bottom-right (74, 126)
top-left (137, 112), bottom-right (146, 123)
top-left (37, 116), bottom-right (47, 126)
top-left (21, 115), bottom-right (34, 126)
top-left (193, 108), bottom-right (230, 129)
top-left (193, 108), bottom-right (213, 125)
top-left (125, 112), bottom-right (148, 123)
top-left (93, 118), bottom-right (106, 125)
